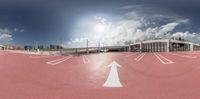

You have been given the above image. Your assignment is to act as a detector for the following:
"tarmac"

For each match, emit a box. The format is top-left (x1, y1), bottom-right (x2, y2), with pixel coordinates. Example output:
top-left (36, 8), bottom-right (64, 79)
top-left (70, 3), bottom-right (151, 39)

top-left (0, 51), bottom-right (200, 99)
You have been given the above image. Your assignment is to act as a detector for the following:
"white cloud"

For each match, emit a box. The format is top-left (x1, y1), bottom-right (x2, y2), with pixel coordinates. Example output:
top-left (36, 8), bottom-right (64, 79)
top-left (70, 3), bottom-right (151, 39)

top-left (67, 5), bottom-right (199, 47)
top-left (119, 5), bottom-right (135, 9)
top-left (70, 37), bottom-right (88, 43)
top-left (13, 28), bottom-right (24, 33)
top-left (0, 33), bottom-right (13, 41)
top-left (14, 28), bottom-right (18, 32)
top-left (20, 29), bottom-right (24, 32)
top-left (159, 23), bottom-right (179, 33)
top-left (0, 28), bottom-right (13, 43)
top-left (171, 32), bottom-right (200, 43)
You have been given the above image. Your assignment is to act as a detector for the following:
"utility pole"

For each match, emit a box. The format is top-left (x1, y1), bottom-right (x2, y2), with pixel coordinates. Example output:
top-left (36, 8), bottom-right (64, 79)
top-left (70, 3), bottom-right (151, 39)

top-left (36, 41), bottom-right (39, 52)
top-left (60, 37), bottom-right (63, 55)
top-left (102, 42), bottom-right (105, 52)
top-left (98, 41), bottom-right (100, 53)
top-left (86, 39), bottom-right (89, 54)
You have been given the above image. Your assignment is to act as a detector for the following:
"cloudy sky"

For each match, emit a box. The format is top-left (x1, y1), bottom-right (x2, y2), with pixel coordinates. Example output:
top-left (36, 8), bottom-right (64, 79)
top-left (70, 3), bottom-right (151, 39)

top-left (0, 0), bottom-right (200, 47)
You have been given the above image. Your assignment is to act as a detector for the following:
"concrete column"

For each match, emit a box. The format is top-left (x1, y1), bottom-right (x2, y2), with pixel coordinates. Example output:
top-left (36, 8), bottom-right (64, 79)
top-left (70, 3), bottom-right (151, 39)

top-left (155, 43), bottom-right (157, 52)
top-left (166, 39), bottom-right (170, 52)
top-left (156, 43), bottom-right (158, 52)
top-left (190, 43), bottom-right (194, 51)
top-left (75, 48), bottom-right (78, 54)
top-left (144, 44), bottom-right (146, 52)
top-left (162, 43), bottom-right (165, 52)
top-left (140, 42), bottom-right (142, 52)
top-left (128, 44), bottom-right (131, 52)
top-left (189, 44), bottom-right (190, 51)
top-left (148, 43), bottom-right (150, 52)
top-left (156, 43), bottom-right (159, 52)
top-left (184, 44), bottom-right (186, 51)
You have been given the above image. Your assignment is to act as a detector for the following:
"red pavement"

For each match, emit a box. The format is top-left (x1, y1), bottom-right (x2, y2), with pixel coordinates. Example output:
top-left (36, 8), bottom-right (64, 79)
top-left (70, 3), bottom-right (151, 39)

top-left (0, 51), bottom-right (200, 99)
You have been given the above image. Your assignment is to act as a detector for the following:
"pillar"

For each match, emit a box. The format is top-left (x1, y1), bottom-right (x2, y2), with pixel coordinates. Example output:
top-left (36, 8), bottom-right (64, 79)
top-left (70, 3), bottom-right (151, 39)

top-left (153, 43), bottom-right (155, 52)
top-left (155, 43), bottom-right (157, 52)
top-left (140, 42), bottom-right (142, 52)
top-left (190, 43), bottom-right (194, 51)
top-left (128, 44), bottom-right (131, 52)
top-left (166, 39), bottom-right (170, 52)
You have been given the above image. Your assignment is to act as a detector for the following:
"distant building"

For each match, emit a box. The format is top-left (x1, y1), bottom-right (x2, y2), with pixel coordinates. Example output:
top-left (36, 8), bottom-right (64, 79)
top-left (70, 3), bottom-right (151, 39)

top-left (38, 45), bottom-right (44, 50)
top-left (129, 38), bottom-right (200, 52)
top-left (49, 44), bottom-right (63, 50)
top-left (24, 45), bottom-right (33, 51)
top-left (0, 45), bottom-right (4, 50)
top-left (4, 45), bottom-right (22, 50)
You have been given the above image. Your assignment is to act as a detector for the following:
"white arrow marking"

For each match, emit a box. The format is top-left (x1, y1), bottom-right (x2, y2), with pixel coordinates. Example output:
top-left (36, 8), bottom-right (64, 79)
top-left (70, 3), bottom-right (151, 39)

top-left (103, 61), bottom-right (122, 87)
top-left (82, 55), bottom-right (89, 64)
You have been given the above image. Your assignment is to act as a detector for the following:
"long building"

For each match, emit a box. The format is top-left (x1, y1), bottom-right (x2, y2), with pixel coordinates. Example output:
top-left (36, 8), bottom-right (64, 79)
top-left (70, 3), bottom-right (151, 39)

top-left (129, 39), bottom-right (200, 52)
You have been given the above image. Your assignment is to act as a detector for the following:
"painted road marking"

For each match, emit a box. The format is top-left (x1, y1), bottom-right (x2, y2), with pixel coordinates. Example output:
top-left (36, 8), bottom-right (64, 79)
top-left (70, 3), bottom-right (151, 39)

top-left (46, 56), bottom-right (73, 65)
top-left (29, 55), bottom-right (52, 58)
top-left (103, 61), bottom-right (122, 87)
top-left (125, 53), bottom-right (137, 57)
top-left (154, 53), bottom-right (174, 64)
top-left (134, 53), bottom-right (146, 61)
top-left (82, 55), bottom-right (89, 64)
top-left (183, 52), bottom-right (200, 57)
top-left (169, 53), bottom-right (197, 59)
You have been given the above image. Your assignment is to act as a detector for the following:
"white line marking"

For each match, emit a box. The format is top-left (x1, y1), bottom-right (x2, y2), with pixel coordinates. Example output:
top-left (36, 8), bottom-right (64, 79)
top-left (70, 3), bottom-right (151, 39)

top-left (154, 53), bottom-right (174, 64)
top-left (134, 53), bottom-right (146, 61)
top-left (29, 55), bottom-right (52, 58)
top-left (46, 57), bottom-right (67, 63)
top-left (137, 53), bottom-right (146, 61)
top-left (169, 53), bottom-right (197, 59)
top-left (125, 53), bottom-right (136, 57)
top-left (182, 52), bottom-right (200, 57)
top-left (46, 56), bottom-right (73, 65)
top-left (103, 61), bottom-right (122, 87)
top-left (134, 54), bottom-right (143, 60)
top-left (82, 55), bottom-right (89, 64)
top-left (156, 53), bottom-right (174, 64)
